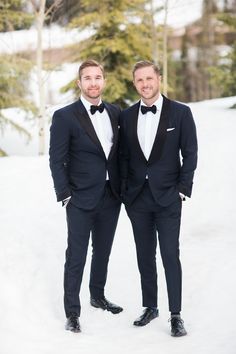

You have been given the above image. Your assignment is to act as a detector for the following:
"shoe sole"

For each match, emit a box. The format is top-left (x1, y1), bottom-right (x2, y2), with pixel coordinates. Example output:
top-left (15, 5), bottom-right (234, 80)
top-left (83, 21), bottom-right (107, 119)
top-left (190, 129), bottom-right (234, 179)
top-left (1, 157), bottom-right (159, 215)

top-left (109, 308), bottom-right (123, 314)
top-left (133, 313), bottom-right (159, 326)
top-left (65, 325), bottom-right (81, 333)
top-left (133, 322), bottom-right (147, 326)
top-left (171, 331), bottom-right (187, 337)
top-left (91, 303), bottom-right (123, 314)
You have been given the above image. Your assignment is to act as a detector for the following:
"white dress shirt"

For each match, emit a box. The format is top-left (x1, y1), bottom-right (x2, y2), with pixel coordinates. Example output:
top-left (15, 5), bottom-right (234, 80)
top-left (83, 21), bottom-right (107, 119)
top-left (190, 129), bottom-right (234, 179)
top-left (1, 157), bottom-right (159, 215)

top-left (137, 94), bottom-right (163, 160)
top-left (80, 95), bottom-right (113, 160)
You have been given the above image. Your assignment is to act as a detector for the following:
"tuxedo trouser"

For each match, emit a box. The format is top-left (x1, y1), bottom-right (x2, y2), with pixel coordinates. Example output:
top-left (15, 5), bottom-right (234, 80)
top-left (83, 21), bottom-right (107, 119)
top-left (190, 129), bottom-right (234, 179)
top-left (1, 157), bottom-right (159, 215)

top-left (126, 181), bottom-right (182, 313)
top-left (64, 183), bottom-right (121, 317)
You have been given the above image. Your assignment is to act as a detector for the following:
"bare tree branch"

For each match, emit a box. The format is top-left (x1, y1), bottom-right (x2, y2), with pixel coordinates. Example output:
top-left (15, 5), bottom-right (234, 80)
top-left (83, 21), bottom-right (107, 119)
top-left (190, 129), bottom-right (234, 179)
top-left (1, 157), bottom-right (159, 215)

top-left (45, 0), bottom-right (63, 17)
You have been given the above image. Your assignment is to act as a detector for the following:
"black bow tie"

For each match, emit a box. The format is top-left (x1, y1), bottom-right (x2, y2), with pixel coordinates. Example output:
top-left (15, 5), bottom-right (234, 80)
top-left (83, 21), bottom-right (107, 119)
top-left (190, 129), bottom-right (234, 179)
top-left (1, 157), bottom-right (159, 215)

top-left (141, 105), bottom-right (157, 115)
top-left (90, 103), bottom-right (105, 115)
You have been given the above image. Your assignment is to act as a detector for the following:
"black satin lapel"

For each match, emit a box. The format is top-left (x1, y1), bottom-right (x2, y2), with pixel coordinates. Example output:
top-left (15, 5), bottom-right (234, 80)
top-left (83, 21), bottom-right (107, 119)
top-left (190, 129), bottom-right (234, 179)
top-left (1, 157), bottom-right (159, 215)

top-left (149, 95), bottom-right (170, 163)
top-left (131, 101), bottom-right (147, 163)
top-left (105, 103), bottom-right (118, 160)
top-left (74, 99), bottom-right (104, 153)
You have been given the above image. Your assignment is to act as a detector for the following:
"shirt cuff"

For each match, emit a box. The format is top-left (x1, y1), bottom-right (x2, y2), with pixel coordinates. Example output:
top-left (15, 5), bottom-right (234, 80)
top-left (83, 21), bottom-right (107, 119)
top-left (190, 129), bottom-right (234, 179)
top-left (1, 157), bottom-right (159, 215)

top-left (179, 193), bottom-right (186, 201)
top-left (62, 196), bottom-right (71, 207)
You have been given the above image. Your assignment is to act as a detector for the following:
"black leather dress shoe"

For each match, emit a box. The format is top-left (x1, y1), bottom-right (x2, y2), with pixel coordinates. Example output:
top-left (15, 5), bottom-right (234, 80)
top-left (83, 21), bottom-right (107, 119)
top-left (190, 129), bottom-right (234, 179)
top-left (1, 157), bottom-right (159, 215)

top-left (65, 313), bottom-right (81, 333)
top-left (133, 307), bottom-right (159, 326)
top-left (90, 297), bottom-right (123, 314)
top-left (170, 316), bottom-right (187, 337)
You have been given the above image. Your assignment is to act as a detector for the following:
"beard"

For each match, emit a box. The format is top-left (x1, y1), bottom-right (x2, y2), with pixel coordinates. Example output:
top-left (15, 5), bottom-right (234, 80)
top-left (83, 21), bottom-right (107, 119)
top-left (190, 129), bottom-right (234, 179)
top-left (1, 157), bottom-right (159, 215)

top-left (139, 87), bottom-right (159, 100)
top-left (83, 88), bottom-right (102, 100)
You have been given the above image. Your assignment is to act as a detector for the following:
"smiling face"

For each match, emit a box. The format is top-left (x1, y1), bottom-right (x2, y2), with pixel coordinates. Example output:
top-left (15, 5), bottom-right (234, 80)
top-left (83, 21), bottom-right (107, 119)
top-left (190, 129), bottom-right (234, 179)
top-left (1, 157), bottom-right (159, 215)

top-left (133, 65), bottom-right (161, 106)
top-left (77, 65), bottom-right (105, 105)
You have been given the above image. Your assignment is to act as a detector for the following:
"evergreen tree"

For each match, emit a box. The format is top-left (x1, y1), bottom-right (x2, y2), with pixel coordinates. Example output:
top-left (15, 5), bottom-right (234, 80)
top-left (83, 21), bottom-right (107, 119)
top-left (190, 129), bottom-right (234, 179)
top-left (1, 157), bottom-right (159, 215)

top-left (0, 0), bottom-right (33, 31)
top-left (208, 11), bottom-right (236, 101)
top-left (0, 54), bottom-right (34, 155)
top-left (0, 55), bottom-right (33, 110)
top-left (64, 0), bottom-right (152, 107)
top-left (0, 0), bottom-right (34, 155)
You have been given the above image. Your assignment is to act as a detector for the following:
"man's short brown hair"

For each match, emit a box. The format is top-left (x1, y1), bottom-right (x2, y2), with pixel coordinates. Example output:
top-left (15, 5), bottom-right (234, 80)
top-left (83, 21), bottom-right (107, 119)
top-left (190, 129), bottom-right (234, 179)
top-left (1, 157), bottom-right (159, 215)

top-left (78, 59), bottom-right (105, 79)
top-left (132, 60), bottom-right (161, 78)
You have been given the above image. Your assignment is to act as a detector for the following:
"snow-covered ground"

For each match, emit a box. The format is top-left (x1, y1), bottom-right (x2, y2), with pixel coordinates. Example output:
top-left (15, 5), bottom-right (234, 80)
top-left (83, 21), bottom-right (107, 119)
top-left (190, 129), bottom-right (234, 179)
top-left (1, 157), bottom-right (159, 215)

top-left (0, 96), bottom-right (236, 354)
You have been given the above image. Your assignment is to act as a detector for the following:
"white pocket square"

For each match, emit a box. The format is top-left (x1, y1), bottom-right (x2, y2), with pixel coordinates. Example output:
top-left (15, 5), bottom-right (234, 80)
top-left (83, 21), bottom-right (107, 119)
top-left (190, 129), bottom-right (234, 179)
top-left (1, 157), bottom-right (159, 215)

top-left (167, 127), bottom-right (175, 131)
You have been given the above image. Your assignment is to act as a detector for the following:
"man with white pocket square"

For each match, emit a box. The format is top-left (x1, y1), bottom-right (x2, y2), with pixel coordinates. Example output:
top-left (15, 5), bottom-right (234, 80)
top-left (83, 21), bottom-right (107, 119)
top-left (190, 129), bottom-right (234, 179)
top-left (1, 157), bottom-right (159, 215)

top-left (119, 60), bottom-right (198, 336)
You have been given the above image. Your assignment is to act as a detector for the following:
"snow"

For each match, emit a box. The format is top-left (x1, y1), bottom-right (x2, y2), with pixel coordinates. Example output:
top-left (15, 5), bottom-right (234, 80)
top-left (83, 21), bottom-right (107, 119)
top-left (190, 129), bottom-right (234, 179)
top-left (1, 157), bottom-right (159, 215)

top-left (0, 25), bottom-right (92, 54)
top-left (0, 96), bottom-right (236, 354)
top-left (155, 0), bottom-right (203, 29)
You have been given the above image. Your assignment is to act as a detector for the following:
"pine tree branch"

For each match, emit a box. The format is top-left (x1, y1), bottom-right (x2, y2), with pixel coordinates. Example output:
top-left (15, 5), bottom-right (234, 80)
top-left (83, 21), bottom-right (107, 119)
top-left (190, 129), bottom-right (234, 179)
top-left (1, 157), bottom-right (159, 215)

top-left (0, 147), bottom-right (7, 157)
top-left (0, 111), bottom-right (31, 144)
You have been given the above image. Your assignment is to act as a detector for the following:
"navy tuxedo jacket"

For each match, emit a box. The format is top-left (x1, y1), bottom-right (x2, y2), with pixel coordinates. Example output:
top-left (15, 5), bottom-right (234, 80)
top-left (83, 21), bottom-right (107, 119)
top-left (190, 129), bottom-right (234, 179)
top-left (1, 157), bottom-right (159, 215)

top-left (119, 95), bottom-right (198, 207)
top-left (49, 99), bottom-right (121, 209)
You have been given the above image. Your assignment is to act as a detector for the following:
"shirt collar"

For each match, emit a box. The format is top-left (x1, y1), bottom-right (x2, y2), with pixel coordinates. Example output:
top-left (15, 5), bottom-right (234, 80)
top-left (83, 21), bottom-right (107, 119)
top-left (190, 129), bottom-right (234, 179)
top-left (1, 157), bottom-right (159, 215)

top-left (80, 95), bottom-right (102, 113)
top-left (140, 94), bottom-right (163, 112)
